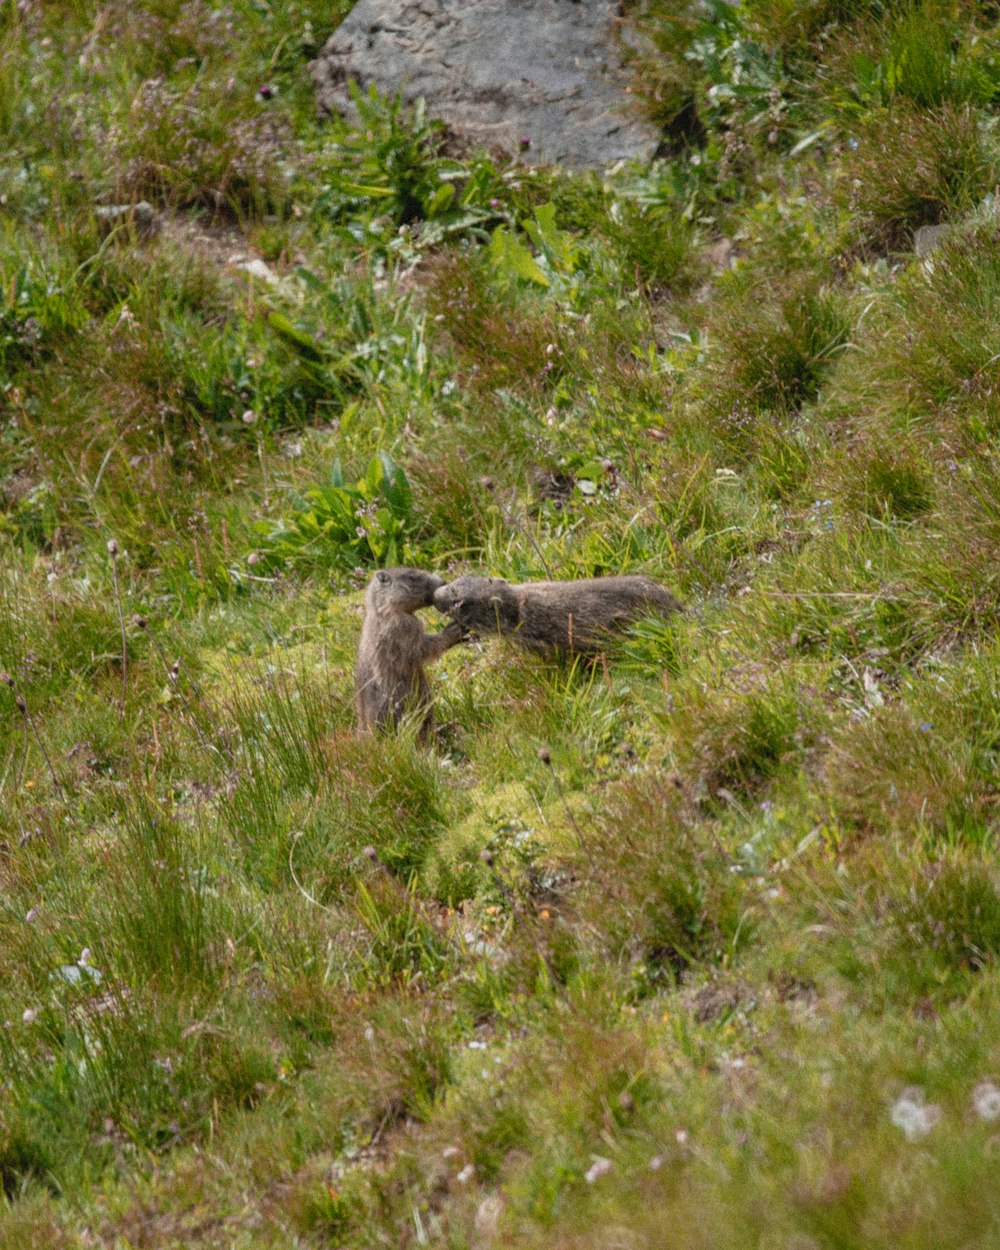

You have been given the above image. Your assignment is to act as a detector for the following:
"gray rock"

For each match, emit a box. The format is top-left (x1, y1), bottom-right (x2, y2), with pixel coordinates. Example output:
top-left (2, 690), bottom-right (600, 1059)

top-left (234, 257), bottom-right (281, 285)
top-left (95, 201), bottom-right (158, 238)
top-left (310, 0), bottom-right (660, 170)
top-left (914, 223), bottom-right (951, 257)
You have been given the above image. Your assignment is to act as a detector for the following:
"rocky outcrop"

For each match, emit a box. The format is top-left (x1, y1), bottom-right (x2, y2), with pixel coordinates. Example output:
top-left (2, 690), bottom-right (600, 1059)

top-left (310, 0), bottom-right (660, 170)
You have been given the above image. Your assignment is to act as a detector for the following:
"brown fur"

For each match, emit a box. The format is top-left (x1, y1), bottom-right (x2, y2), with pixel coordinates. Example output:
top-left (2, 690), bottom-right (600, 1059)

top-left (355, 567), bottom-right (464, 739)
top-left (433, 574), bottom-right (682, 657)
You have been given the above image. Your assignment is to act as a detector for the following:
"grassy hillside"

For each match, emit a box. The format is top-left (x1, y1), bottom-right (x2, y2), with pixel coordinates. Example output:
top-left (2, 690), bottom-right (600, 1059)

top-left (3, 0), bottom-right (1000, 1244)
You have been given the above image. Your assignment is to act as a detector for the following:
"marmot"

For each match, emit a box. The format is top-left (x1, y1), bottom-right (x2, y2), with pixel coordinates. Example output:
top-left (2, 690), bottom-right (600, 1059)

top-left (355, 567), bottom-right (464, 739)
top-left (433, 574), bottom-right (682, 657)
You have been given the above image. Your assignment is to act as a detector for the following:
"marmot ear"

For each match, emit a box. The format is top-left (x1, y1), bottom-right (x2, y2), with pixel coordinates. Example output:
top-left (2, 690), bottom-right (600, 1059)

top-left (376, 570), bottom-right (390, 584)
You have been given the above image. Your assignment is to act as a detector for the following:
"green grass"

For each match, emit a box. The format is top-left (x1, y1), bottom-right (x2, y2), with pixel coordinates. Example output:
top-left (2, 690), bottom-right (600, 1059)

top-left (3, 0), bottom-right (1000, 1244)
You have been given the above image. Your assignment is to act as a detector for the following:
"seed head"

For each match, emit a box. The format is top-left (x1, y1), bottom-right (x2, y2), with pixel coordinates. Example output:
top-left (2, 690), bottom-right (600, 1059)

top-left (107, 539), bottom-right (119, 557)
top-left (537, 746), bottom-right (551, 766)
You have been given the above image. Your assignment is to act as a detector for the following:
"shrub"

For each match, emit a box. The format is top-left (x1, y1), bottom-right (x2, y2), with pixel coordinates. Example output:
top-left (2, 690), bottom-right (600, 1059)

top-left (692, 274), bottom-right (852, 454)
top-left (850, 447), bottom-right (935, 520)
top-left (423, 251), bottom-right (567, 396)
top-left (0, 232), bottom-right (87, 385)
top-left (579, 771), bottom-right (747, 988)
top-left (675, 675), bottom-right (820, 801)
top-left (160, 308), bottom-right (340, 430)
top-left (844, 224), bottom-right (1000, 439)
top-left (605, 200), bottom-right (698, 292)
top-left (819, 2), bottom-right (1000, 116)
top-left (235, 731), bottom-right (454, 904)
top-left (104, 76), bottom-right (290, 216)
top-left (827, 648), bottom-right (1000, 839)
top-left (896, 854), bottom-right (1000, 973)
top-left (842, 104), bottom-right (994, 248)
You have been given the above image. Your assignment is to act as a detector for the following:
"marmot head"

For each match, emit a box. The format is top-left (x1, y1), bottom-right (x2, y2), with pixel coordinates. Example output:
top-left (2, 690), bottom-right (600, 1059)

top-left (433, 575), bottom-right (503, 612)
top-left (433, 576), bottom-right (516, 634)
top-left (367, 567), bottom-right (444, 612)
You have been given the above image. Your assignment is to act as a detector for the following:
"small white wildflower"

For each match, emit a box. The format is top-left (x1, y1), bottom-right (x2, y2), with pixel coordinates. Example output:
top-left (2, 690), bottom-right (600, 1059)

top-left (441, 1146), bottom-right (460, 1160)
top-left (972, 1081), bottom-right (1000, 1122)
top-left (890, 1087), bottom-right (942, 1141)
top-left (79, 947), bottom-right (92, 966)
top-left (467, 1039), bottom-right (488, 1050)
top-left (584, 1155), bottom-right (613, 1184)
top-left (22, 1008), bottom-right (37, 1025)
top-left (648, 1154), bottom-right (665, 1171)
top-left (241, 409), bottom-right (258, 425)
top-left (456, 1164), bottom-right (475, 1184)
top-left (675, 1129), bottom-right (689, 1145)
top-left (25, 908), bottom-right (37, 923)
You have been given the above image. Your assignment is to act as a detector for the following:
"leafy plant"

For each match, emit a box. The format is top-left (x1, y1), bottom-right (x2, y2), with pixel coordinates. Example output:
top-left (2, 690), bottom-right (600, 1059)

top-left (311, 84), bottom-right (507, 247)
top-left (257, 452), bottom-right (418, 573)
top-left (485, 202), bottom-right (610, 316)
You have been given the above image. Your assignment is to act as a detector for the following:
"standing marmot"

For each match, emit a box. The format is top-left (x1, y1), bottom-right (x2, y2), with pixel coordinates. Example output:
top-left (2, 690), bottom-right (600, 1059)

top-left (355, 567), bottom-right (464, 739)
top-left (433, 574), bottom-right (682, 657)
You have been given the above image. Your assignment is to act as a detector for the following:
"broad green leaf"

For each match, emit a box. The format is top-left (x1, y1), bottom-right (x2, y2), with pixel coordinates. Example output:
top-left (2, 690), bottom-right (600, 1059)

top-left (267, 313), bottom-right (325, 362)
top-left (426, 182), bottom-right (456, 217)
top-left (488, 227), bottom-right (549, 287)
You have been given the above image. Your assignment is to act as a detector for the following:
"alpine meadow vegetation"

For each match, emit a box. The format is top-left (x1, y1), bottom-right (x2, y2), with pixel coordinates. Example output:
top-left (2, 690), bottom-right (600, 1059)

top-left (3, 0), bottom-right (1000, 1244)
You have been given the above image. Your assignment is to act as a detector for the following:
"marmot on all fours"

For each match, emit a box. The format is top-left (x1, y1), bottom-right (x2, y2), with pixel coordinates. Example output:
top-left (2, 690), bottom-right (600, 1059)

top-left (433, 574), bottom-right (682, 657)
top-left (355, 567), bottom-right (464, 740)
